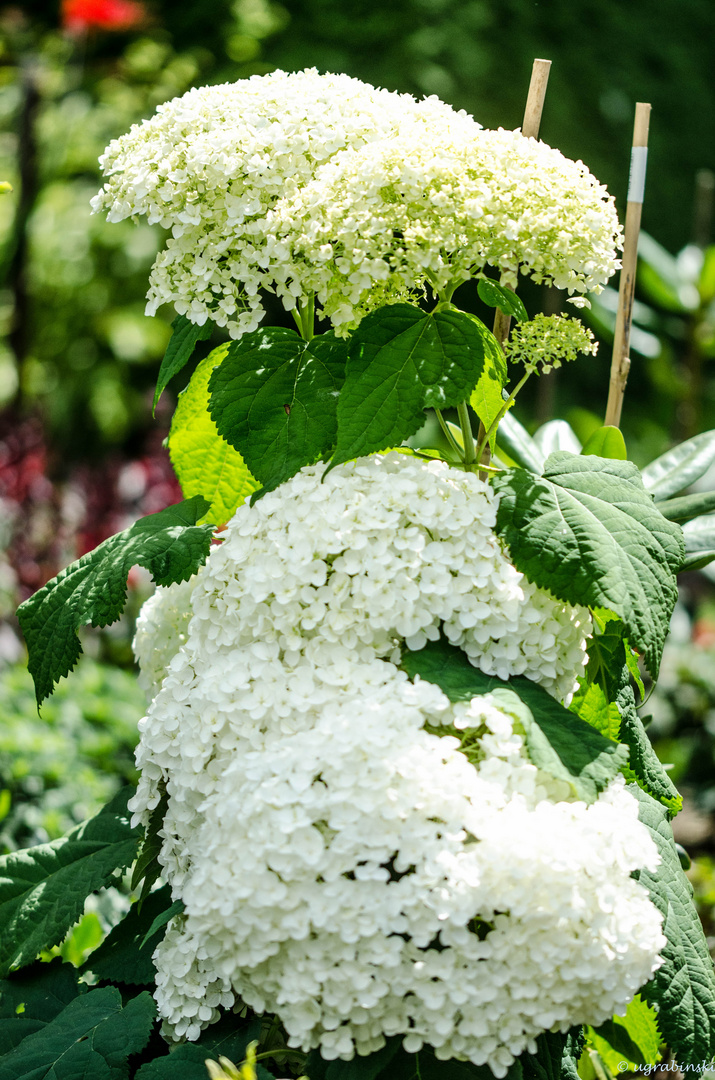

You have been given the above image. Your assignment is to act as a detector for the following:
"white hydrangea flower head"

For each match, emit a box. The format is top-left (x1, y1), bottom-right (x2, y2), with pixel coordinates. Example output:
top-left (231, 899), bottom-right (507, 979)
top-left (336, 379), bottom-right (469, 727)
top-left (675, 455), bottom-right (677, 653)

top-left (91, 69), bottom-right (480, 338)
top-left (275, 129), bottom-right (622, 332)
top-left (130, 454), bottom-right (664, 1075)
top-left (132, 576), bottom-right (194, 698)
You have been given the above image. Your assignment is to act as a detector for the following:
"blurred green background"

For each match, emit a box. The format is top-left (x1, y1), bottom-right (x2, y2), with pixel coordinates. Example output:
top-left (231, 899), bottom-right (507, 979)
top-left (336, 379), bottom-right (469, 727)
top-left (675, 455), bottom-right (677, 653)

top-left (1, 0), bottom-right (715, 952)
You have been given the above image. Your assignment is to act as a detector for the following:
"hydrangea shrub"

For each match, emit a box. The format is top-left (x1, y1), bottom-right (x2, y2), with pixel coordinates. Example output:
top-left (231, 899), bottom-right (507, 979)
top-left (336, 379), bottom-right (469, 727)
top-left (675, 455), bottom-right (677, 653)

top-left (3, 69), bottom-right (715, 1080)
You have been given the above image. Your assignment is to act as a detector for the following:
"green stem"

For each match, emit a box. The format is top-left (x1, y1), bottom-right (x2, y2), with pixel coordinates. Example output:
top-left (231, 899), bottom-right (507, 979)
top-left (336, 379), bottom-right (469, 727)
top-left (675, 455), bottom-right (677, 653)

top-left (293, 295), bottom-right (315, 341)
top-left (252, 1049), bottom-right (307, 1064)
top-left (434, 408), bottom-right (464, 460)
top-left (475, 369), bottom-right (532, 465)
top-left (457, 401), bottom-right (477, 467)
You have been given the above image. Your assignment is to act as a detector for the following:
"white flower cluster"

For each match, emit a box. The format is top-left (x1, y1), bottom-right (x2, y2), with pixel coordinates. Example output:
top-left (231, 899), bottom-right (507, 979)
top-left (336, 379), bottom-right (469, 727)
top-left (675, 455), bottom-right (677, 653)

top-left (131, 454), bottom-right (663, 1074)
top-left (276, 129), bottom-right (622, 331)
top-left (93, 70), bottom-right (621, 338)
top-left (91, 69), bottom-right (479, 338)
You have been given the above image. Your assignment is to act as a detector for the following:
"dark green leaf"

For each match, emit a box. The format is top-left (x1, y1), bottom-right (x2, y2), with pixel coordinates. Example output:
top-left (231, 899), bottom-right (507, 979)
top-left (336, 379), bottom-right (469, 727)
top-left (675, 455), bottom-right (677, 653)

top-left (325, 1039), bottom-right (401, 1080)
top-left (0, 986), bottom-right (155, 1080)
top-left (632, 787), bottom-right (715, 1064)
top-left (153, 314), bottom-right (213, 414)
top-left (140, 899), bottom-right (184, 949)
top-left (492, 453), bottom-right (684, 675)
top-left (208, 328), bottom-right (346, 492)
top-left (168, 344), bottom-right (259, 524)
top-left (135, 1016), bottom-right (269, 1079)
top-left (0, 961), bottom-right (82, 1055)
top-left (655, 489), bottom-right (715, 522)
top-left (641, 430), bottom-right (715, 498)
top-left (618, 686), bottom-right (682, 814)
top-left (17, 497), bottom-right (213, 704)
top-left (520, 1029), bottom-right (584, 1080)
top-left (83, 885), bottom-right (173, 985)
top-left (386, 1046), bottom-right (497, 1080)
top-left (403, 639), bottom-right (627, 803)
top-left (331, 305), bottom-right (485, 467)
top-left (0, 788), bottom-right (140, 977)
top-left (477, 279), bottom-right (528, 322)
top-left (495, 412), bottom-right (544, 474)
top-left (581, 426), bottom-right (627, 461)
top-left (569, 611), bottom-right (626, 740)
top-left (469, 322), bottom-right (507, 453)
top-left (130, 784), bottom-right (168, 902)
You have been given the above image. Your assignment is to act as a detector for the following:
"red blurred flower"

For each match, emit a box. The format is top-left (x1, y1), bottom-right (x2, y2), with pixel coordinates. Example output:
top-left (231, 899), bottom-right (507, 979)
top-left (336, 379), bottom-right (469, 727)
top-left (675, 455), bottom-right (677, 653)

top-left (61, 0), bottom-right (146, 34)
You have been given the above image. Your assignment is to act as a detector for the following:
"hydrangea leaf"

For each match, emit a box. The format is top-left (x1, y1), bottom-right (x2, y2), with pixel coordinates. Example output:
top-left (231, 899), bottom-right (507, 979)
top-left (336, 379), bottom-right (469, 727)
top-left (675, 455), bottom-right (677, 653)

top-left (153, 313), bottom-right (212, 414)
top-left (135, 1017), bottom-right (269, 1079)
top-left (0, 961), bottom-right (82, 1055)
top-left (520, 1029), bottom-right (584, 1080)
top-left (17, 496), bottom-right (213, 704)
top-left (168, 344), bottom-right (260, 524)
top-left (0, 788), bottom-right (140, 977)
top-left (0, 986), bottom-right (155, 1080)
top-left (365, 1044), bottom-right (497, 1080)
top-left (492, 453), bottom-right (685, 676)
top-left (570, 611), bottom-right (681, 813)
top-left (631, 786), bottom-right (715, 1064)
top-left (140, 899), bottom-right (185, 948)
top-left (208, 327), bottom-right (347, 492)
top-left (331, 304), bottom-right (485, 467)
top-left (477, 279), bottom-right (528, 322)
top-left (587, 995), bottom-right (661, 1069)
top-left (402, 639), bottom-right (627, 803)
top-left (469, 322), bottom-right (507, 453)
top-left (323, 1039), bottom-right (401, 1080)
top-left (618, 684), bottom-right (682, 815)
top-left (82, 885), bottom-right (173, 986)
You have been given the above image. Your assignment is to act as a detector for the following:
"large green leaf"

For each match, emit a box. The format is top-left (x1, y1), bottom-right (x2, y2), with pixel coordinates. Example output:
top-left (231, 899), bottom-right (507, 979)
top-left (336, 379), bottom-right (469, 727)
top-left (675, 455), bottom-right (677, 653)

top-left (168, 344), bottom-right (259, 525)
top-left (520, 1030), bottom-right (583, 1080)
top-left (469, 325), bottom-right (507, 453)
top-left (641, 430), bottom-right (715, 498)
top-left (632, 787), bottom-right (715, 1064)
top-left (135, 1016), bottom-right (272, 1079)
top-left (0, 788), bottom-right (140, 977)
top-left (569, 612), bottom-right (681, 813)
top-left (17, 497), bottom-right (213, 704)
top-left (331, 305), bottom-right (485, 467)
top-left (0, 961), bottom-right (82, 1055)
top-left (402, 639), bottom-right (627, 803)
top-left (153, 313), bottom-right (213, 414)
top-left (82, 885), bottom-right (173, 986)
top-left (209, 327), bottom-right (347, 492)
top-left (587, 995), bottom-right (661, 1069)
top-left (0, 986), bottom-right (155, 1080)
top-left (492, 453), bottom-right (684, 675)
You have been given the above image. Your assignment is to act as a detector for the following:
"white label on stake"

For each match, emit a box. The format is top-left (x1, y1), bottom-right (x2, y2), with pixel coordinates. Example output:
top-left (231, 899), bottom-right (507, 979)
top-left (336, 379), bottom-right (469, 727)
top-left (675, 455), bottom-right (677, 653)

top-left (628, 146), bottom-right (648, 203)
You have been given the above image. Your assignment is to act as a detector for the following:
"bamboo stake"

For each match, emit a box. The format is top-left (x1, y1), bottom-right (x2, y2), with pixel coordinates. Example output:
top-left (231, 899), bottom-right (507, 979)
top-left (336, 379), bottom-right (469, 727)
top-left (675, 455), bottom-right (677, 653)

top-left (604, 103), bottom-right (651, 428)
top-left (478, 58), bottom-right (551, 470)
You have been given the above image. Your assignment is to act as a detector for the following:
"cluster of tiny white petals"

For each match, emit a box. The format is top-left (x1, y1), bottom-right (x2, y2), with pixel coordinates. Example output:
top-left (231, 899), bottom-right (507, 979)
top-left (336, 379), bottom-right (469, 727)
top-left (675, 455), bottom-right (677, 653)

top-left (276, 130), bottom-right (622, 331)
top-left (91, 69), bottom-right (480, 337)
top-left (93, 70), bottom-right (621, 338)
top-left (131, 454), bottom-right (664, 1074)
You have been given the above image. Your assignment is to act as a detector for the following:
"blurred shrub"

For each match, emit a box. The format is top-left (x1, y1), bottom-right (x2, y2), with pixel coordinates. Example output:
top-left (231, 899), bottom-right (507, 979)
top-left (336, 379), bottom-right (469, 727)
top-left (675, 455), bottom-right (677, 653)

top-left (0, 653), bottom-right (143, 852)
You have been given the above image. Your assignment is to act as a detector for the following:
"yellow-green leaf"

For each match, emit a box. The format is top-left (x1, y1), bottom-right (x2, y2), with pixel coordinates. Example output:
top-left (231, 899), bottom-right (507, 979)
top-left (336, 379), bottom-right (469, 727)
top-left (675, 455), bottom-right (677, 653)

top-left (169, 345), bottom-right (259, 525)
top-left (587, 995), bottom-right (662, 1070)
